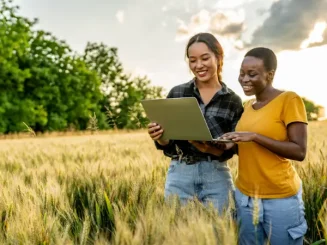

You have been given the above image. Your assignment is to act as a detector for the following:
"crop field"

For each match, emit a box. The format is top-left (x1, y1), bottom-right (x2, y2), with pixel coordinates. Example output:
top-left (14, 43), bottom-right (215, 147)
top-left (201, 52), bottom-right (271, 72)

top-left (0, 122), bottom-right (326, 244)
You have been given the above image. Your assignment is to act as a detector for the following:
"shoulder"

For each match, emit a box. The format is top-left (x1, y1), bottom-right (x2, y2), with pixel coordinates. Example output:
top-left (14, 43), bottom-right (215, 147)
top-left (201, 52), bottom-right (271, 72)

top-left (279, 91), bottom-right (308, 123)
top-left (279, 90), bottom-right (301, 100)
top-left (167, 79), bottom-right (194, 98)
top-left (278, 91), bottom-right (304, 107)
top-left (169, 80), bottom-right (192, 92)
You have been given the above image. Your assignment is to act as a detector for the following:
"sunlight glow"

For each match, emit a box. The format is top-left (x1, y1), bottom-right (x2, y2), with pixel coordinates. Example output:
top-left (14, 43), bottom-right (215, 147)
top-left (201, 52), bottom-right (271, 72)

top-left (300, 22), bottom-right (327, 49)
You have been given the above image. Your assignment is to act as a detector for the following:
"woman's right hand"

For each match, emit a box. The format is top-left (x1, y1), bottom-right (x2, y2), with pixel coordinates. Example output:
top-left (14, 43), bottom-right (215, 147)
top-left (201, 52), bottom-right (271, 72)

top-left (147, 122), bottom-right (169, 146)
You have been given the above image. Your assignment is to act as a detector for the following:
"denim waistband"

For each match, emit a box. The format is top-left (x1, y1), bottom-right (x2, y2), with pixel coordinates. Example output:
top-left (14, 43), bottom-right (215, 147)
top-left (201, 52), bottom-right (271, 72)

top-left (172, 155), bottom-right (219, 165)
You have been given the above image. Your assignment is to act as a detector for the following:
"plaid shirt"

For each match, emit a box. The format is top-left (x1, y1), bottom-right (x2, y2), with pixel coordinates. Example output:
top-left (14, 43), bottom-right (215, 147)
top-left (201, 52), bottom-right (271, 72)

top-left (155, 78), bottom-right (244, 162)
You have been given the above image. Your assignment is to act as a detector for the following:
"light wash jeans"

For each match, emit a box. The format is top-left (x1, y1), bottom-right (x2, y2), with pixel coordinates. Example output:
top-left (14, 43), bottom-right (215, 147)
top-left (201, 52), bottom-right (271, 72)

top-left (235, 186), bottom-right (307, 245)
top-left (164, 159), bottom-right (234, 214)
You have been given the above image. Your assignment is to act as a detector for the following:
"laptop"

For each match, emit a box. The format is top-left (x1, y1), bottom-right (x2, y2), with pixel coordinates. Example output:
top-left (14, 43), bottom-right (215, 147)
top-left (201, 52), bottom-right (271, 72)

top-left (141, 97), bottom-right (233, 142)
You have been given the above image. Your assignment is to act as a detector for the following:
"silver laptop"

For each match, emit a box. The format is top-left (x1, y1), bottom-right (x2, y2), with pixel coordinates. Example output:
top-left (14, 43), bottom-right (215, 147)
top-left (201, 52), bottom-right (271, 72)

top-left (141, 97), bottom-right (233, 142)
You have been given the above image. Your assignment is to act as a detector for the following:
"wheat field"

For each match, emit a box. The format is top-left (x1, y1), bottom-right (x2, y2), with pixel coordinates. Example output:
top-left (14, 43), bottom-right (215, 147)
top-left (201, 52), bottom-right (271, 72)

top-left (0, 122), bottom-right (326, 245)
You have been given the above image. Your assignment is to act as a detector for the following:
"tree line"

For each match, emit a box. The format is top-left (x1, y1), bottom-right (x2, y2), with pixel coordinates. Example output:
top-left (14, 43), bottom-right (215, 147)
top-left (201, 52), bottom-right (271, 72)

top-left (0, 0), bottom-right (163, 134)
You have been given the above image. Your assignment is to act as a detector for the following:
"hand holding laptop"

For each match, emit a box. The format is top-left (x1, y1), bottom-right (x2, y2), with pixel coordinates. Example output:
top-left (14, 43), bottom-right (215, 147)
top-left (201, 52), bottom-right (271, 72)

top-left (147, 122), bottom-right (169, 146)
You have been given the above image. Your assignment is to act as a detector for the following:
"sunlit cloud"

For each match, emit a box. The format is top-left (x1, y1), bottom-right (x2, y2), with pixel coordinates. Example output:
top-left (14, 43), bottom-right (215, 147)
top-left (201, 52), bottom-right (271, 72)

top-left (175, 18), bottom-right (191, 42)
top-left (214, 0), bottom-right (255, 9)
top-left (209, 10), bottom-right (245, 37)
top-left (163, 0), bottom-right (221, 13)
top-left (246, 0), bottom-right (327, 51)
top-left (115, 10), bottom-right (125, 24)
top-left (175, 9), bottom-right (245, 53)
top-left (301, 22), bottom-right (327, 49)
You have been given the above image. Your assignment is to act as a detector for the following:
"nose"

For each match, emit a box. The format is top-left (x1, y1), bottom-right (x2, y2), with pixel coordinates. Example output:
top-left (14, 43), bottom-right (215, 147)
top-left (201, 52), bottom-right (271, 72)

top-left (195, 60), bottom-right (204, 69)
top-left (241, 74), bottom-right (250, 83)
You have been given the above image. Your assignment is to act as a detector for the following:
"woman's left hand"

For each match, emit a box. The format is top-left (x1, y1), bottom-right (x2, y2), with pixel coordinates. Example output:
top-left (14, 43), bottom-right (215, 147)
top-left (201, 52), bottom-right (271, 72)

top-left (221, 132), bottom-right (257, 142)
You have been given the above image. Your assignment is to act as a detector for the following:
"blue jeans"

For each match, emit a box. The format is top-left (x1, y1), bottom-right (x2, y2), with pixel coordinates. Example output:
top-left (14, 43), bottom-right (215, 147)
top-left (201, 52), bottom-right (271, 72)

top-left (235, 186), bottom-right (307, 245)
top-left (164, 159), bottom-right (234, 214)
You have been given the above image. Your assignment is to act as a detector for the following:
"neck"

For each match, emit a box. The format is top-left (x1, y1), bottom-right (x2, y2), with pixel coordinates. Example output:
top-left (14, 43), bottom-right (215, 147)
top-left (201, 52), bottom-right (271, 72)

top-left (196, 76), bottom-right (221, 90)
top-left (255, 85), bottom-right (275, 102)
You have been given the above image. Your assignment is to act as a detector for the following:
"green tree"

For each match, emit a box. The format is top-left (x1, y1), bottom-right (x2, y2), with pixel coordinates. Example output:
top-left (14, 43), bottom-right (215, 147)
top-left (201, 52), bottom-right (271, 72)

top-left (83, 42), bottom-right (164, 129)
top-left (24, 30), bottom-right (107, 131)
top-left (302, 97), bottom-right (320, 121)
top-left (0, 0), bottom-right (107, 133)
top-left (0, 0), bottom-right (163, 133)
top-left (0, 0), bottom-right (33, 132)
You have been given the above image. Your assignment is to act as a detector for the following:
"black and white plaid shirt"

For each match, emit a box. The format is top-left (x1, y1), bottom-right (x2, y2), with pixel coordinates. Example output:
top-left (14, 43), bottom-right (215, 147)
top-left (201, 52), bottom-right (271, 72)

top-left (155, 78), bottom-right (244, 161)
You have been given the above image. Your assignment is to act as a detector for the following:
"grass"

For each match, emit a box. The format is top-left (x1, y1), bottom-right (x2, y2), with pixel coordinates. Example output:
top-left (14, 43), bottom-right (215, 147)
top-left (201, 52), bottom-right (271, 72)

top-left (0, 121), bottom-right (326, 244)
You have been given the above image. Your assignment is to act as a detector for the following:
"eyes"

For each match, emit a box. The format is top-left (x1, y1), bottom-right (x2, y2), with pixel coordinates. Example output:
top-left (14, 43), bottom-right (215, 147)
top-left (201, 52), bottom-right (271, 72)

top-left (189, 56), bottom-right (210, 63)
top-left (239, 72), bottom-right (257, 78)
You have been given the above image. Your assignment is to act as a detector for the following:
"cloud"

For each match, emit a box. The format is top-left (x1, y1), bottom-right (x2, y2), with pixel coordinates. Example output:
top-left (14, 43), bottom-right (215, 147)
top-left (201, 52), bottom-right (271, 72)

top-left (164, 0), bottom-right (222, 14)
top-left (175, 19), bottom-right (190, 41)
top-left (175, 9), bottom-right (245, 44)
top-left (209, 10), bottom-right (245, 37)
top-left (115, 10), bottom-right (125, 24)
top-left (246, 0), bottom-right (327, 51)
top-left (301, 22), bottom-right (327, 49)
top-left (214, 0), bottom-right (255, 9)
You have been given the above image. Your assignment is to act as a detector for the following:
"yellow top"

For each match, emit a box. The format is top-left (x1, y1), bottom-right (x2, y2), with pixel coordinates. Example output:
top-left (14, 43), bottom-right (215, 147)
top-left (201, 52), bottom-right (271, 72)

top-left (235, 91), bottom-right (308, 198)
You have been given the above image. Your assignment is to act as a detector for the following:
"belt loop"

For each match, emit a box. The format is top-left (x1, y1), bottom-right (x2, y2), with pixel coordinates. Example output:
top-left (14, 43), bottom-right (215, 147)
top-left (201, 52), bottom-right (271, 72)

top-left (175, 144), bottom-right (183, 163)
top-left (208, 156), bottom-right (211, 162)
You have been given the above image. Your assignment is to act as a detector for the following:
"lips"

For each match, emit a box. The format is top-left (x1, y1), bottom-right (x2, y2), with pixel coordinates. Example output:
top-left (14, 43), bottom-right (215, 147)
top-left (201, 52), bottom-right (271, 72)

top-left (197, 70), bottom-right (208, 77)
top-left (242, 85), bottom-right (253, 92)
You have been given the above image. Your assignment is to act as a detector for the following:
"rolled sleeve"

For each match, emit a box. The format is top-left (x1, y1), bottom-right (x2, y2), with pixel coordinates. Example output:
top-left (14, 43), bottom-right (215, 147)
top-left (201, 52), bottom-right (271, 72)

top-left (154, 140), bottom-right (177, 158)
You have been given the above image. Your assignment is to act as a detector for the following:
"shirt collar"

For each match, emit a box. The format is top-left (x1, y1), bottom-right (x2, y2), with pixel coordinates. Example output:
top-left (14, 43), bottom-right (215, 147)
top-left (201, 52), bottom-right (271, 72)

top-left (188, 78), bottom-right (231, 95)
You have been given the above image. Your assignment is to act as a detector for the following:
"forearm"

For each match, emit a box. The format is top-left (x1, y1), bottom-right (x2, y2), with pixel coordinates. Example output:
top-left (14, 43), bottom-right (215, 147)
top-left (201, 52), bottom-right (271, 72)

top-left (253, 134), bottom-right (306, 161)
top-left (156, 139), bottom-right (170, 146)
top-left (207, 147), bottom-right (223, 156)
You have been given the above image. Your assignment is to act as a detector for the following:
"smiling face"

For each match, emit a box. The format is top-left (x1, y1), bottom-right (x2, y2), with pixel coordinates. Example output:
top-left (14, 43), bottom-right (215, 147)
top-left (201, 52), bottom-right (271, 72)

top-left (187, 42), bottom-right (219, 83)
top-left (238, 56), bottom-right (274, 96)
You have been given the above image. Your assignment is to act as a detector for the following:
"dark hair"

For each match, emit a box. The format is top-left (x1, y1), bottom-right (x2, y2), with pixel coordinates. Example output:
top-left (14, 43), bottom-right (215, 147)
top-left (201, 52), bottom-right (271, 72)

top-left (244, 47), bottom-right (277, 72)
top-left (186, 32), bottom-right (224, 82)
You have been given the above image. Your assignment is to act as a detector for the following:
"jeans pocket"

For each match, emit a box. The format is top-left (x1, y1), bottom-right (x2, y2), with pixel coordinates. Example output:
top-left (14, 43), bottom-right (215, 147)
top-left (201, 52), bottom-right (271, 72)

top-left (287, 219), bottom-right (308, 240)
top-left (167, 160), bottom-right (177, 174)
top-left (235, 188), bottom-right (249, 207)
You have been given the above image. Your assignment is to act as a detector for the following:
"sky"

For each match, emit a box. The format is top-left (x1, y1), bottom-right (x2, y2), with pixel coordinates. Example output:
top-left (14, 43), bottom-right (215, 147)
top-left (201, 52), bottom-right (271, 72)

top-left (14, 0), bottom-right (327, 109)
